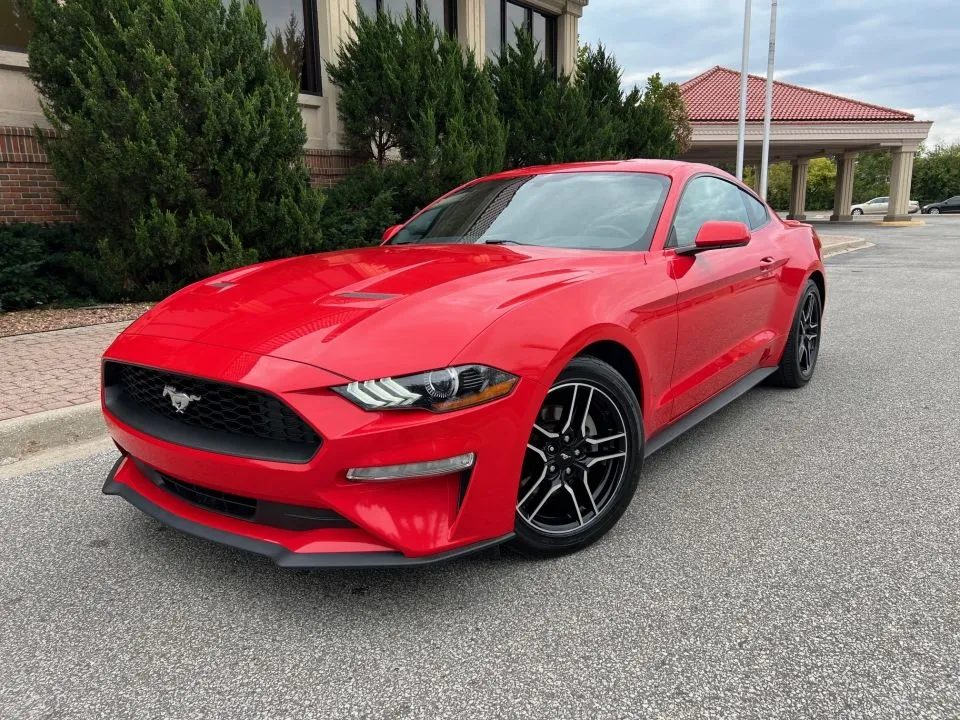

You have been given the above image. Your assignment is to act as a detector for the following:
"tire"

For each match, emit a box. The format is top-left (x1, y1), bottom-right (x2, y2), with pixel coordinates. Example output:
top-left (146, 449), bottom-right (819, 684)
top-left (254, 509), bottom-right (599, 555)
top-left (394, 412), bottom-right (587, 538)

top-left (851, 208), bottom-right (863, 216)
top-left (929, 208), bottom-right (940, 215)
top-left (770, 279), bottom-right (822, 388)
top-left (510, 356), bottom-right (643, 558)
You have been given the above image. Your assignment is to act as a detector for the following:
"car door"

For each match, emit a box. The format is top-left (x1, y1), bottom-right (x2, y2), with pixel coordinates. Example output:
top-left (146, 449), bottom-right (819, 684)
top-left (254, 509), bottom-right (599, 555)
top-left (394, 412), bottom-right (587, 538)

top-left (870, 197), bottom-right (889, 215)
top-left (947, 196), bottom-right (960, 213)
top-left (665, 175), bottom-right (785, 420)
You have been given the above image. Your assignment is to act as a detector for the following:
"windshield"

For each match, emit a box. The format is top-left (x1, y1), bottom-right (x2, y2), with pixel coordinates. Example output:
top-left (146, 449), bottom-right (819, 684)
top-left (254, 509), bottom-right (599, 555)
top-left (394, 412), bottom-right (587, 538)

top-left (389, 171), bottom-right (671, 251)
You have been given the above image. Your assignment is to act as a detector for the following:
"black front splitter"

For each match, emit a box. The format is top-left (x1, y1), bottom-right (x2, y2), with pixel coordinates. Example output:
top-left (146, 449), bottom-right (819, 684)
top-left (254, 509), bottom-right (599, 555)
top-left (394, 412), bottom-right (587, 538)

top-left (102, 458), bottom-right (513, 568)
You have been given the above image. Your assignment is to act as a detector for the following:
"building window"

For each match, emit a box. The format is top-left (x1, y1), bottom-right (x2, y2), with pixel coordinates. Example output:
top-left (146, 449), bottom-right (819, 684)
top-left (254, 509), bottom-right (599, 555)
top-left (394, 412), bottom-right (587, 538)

top-left (358, 0), bottom-right (457, 35)
top-left (486, 0), bottom-right (557, 68)
top-left (256, 0), bottom-right (322, 95)
top-left (0, 0), bottom-right (34, 53)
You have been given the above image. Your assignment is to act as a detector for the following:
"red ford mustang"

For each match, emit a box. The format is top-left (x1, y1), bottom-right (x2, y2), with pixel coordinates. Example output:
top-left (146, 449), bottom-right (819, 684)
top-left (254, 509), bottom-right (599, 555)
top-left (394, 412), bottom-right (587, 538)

top-left (101, 160), bottom-right (825, 566)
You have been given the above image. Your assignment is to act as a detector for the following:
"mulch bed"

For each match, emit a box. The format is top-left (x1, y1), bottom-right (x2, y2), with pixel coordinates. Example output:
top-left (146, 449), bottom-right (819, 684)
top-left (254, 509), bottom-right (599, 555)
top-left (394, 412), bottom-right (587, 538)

top-left (0, 303), bottom-right (155, 338)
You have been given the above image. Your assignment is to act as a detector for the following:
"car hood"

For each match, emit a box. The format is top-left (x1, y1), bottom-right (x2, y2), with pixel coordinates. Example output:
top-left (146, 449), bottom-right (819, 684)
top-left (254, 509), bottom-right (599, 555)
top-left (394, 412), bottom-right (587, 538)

top-left (126, 244), bottom-right (601, 380)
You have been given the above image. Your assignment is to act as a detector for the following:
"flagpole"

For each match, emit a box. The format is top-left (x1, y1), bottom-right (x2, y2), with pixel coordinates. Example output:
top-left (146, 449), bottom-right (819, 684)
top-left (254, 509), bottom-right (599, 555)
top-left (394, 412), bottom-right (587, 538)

top-left (735, 0), bottom-right (751, 181)
top-left (759, 0), bottom-right (778, 199)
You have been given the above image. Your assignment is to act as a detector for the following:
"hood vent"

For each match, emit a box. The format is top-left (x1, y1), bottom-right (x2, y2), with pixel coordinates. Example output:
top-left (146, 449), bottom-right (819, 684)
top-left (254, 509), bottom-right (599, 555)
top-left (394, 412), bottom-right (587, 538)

top-left (334, 291), bottom-right (400, 300)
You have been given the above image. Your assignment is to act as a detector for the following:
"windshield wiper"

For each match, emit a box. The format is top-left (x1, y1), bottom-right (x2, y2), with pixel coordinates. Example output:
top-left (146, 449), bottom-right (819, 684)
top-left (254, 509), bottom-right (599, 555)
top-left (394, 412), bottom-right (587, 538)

top-left (481, 239), bottom-right (527, 246)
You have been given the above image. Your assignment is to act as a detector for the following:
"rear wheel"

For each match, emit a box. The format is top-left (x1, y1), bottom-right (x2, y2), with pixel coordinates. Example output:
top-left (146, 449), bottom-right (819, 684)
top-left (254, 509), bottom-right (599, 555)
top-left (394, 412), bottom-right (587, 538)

top-left (770, 279), bottom-right (822, 388)
top-left (510, 357), bottom-right (643, 558)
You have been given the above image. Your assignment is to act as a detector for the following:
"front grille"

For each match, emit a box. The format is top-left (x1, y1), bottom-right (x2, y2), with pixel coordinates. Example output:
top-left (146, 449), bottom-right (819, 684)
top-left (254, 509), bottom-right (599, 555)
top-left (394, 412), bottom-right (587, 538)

top-left (104, 362), bottom-right (321, 463)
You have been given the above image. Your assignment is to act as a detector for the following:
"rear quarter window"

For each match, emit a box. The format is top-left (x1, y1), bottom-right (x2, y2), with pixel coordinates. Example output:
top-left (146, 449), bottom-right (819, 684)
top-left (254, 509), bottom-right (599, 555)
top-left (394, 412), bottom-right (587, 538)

top-left (740, 190), bottom-right (770, 230)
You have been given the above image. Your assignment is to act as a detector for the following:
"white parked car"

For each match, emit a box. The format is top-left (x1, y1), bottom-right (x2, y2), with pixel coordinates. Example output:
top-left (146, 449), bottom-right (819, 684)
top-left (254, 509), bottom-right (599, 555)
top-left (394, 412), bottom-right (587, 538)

top-left (850, 196), bottom-right (920, 215)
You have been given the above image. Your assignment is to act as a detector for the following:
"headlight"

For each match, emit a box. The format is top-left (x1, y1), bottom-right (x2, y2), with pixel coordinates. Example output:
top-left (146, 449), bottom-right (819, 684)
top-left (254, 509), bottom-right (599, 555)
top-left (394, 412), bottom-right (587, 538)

top-left (333, 365), bottom-right (518, 412)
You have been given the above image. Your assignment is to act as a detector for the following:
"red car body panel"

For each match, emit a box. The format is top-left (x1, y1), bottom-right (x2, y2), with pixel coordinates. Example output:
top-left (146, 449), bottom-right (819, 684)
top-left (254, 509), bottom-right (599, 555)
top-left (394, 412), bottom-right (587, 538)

top-left (102, 160), bottom-right (825, 565)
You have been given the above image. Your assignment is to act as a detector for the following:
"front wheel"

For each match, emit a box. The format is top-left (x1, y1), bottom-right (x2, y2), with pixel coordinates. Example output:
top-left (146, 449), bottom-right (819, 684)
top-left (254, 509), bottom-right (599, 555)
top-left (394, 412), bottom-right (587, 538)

top-left (929, 207), bottom-right (940, 215)
top-left (510, 356), bottom-right (643, 558)
top-left (851, 208), bottom-right (863, 216)
top-left (770, 279), bottom-right (822, 388)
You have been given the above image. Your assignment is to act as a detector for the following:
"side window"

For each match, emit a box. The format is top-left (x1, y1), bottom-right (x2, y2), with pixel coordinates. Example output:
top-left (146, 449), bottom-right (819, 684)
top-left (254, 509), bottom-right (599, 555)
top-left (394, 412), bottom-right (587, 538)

top-left (740, 189), bottom-right (769, 230)
top-left (670, 176), bottom-right (750, 248)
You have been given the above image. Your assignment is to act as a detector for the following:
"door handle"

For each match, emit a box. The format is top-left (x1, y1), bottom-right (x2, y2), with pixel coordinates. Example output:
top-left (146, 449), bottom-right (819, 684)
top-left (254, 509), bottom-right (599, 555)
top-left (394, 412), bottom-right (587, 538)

top-left (760, 256), bottom-right (776, 264)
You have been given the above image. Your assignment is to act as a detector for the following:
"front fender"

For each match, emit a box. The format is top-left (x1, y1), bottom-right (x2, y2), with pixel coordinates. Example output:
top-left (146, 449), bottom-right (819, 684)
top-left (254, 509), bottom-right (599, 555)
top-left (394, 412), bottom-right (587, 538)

top-left (451, 265), bottom-right (679, 434)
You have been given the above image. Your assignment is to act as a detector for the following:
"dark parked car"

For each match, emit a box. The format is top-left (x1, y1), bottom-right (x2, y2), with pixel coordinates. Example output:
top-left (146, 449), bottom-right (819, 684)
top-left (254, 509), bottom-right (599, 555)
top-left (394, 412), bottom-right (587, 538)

top-left (923, 196), bottom-right (960, 214)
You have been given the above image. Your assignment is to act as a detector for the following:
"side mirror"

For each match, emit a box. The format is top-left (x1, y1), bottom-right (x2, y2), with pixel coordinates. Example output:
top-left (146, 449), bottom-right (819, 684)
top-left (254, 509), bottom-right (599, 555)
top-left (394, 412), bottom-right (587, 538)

top-left (679, 221), bottom-right (751, 255)
top-left (381, 224), bottom-right (403, 244)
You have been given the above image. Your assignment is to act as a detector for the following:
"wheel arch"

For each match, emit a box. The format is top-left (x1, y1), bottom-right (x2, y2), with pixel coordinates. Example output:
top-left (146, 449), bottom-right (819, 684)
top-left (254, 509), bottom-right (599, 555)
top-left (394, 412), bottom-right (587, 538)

top-left (808, 269), bottom-right (826, 309)
top-left (575, 340), bottom-right (644, 417)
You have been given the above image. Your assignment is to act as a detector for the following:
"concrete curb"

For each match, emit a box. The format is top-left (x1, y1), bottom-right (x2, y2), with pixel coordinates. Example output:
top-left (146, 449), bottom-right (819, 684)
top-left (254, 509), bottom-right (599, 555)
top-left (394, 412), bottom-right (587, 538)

top-left (819, 236), bottom-right (872, 258)
top-left (0, 401), bottom-right (105, 466)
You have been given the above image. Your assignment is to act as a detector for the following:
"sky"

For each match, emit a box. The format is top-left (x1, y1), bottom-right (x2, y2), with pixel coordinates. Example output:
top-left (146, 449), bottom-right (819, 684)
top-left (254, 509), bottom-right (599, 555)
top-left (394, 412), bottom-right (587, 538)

top-left (579, 0), bottom-right (960, 145)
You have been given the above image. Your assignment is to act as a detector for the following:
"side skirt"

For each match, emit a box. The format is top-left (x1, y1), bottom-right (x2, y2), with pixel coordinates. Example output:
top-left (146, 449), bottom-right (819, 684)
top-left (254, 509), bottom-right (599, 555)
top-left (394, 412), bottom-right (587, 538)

top-left (644, 367), bottom-right (777, 459)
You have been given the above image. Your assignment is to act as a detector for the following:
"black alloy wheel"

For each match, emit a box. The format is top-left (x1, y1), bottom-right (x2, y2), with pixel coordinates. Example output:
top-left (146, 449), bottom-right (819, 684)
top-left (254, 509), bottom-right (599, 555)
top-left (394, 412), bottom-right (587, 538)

top-left (796, 289), bottom-right (822, 378)
top-left (511, 357), bottom-right (643, 557)
top-left (770, 279), bottom-right (823, 388)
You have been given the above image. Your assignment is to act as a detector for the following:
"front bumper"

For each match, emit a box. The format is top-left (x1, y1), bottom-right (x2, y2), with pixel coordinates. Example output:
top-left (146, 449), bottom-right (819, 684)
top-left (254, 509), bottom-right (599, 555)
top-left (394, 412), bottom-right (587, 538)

top-left (101, 333), bottom-right (538, 566)
top-left (103, 458), bottom-right (512, 567)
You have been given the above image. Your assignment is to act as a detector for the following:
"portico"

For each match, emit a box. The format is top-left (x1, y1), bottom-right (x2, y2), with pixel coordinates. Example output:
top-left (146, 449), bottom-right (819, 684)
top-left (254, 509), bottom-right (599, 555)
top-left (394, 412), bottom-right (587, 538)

top-left (679, 67), bottom-right (931, 222)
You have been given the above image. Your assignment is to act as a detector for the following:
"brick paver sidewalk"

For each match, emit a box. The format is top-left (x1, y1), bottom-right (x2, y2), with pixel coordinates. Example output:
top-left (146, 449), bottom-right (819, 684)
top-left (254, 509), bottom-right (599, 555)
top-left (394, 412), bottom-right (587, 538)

top-left (0, 322), bottom-right (129, 421)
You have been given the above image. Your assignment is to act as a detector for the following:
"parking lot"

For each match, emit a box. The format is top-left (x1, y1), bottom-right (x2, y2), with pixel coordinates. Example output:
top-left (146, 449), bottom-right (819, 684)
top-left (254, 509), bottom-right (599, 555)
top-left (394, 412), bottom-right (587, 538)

top-left (1, 220), bottom-right (959, 719)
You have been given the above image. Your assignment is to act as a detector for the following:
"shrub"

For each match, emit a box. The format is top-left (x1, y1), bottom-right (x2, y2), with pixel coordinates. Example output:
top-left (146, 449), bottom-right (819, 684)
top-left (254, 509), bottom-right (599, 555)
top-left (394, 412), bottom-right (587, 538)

top-left (0, 224), bottom-right (103, 311)
top-left (317, 162), bottom-right (406, 249)
top-left (913, 143), bottom-right (960, 206)
top-left (28, 0), bottom-right (324, 295)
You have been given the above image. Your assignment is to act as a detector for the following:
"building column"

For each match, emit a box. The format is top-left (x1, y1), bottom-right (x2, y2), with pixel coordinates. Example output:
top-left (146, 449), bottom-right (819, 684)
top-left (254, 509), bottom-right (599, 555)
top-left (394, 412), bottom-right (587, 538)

top-left (830, 152), bottom-right (857, 222)
top-left (556, 3), bottom-right (583, 76)
top-left (885, 147), bottom-right (917, 222)
top-left (320, 0), bottom-right (358, 149)
top-left (457, 0), bottom-right (485, 67)
top-left (787, 159), bottom-right (809, 220)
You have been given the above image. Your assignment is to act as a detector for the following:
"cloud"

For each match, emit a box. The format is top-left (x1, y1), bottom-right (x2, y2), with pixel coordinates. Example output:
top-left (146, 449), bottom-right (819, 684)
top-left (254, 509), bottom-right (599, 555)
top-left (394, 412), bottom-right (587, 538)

top-left (905, 105), bottom-right (960, 146)
top-left (579, 0), bottom-right (960, 142)
top-left (776, 63), bottom-right (846, 80)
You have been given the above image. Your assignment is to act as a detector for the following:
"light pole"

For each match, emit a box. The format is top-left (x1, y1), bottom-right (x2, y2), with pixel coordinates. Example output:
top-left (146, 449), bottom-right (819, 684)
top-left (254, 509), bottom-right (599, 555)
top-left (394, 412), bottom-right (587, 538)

top-left (735, 0), bottom-right (752, 181)
top-left (759, 0), bottom-right (778, 200)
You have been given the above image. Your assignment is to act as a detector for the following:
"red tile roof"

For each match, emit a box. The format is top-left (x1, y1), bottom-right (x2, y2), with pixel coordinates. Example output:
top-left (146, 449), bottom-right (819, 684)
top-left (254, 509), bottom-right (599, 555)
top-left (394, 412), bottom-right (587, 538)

top-left (680, 66), bottom-right (914, 122)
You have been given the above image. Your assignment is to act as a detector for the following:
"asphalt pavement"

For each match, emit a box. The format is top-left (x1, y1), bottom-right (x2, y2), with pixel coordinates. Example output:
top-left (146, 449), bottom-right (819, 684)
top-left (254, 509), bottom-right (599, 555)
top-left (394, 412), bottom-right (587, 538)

top-left (2, 221), bottom-right (959, 719)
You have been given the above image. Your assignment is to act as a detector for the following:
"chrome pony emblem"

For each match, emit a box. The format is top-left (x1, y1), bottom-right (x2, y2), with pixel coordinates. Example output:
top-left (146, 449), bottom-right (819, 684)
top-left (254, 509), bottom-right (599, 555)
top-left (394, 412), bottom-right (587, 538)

top-left (162, 385), bottom-right (201, 414)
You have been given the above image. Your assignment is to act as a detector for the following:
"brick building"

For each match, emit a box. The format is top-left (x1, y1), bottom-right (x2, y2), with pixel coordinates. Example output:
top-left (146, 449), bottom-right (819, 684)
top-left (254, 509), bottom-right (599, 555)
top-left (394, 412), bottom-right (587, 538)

top-left (0, 0), bottom-right (589, 223)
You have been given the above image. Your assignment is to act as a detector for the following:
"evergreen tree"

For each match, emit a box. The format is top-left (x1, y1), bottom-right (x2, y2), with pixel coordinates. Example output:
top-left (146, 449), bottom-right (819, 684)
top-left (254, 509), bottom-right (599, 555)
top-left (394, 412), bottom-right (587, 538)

top-left (492, 38), bottom-right (692, 167)
top-left (629, 73), bottom-right (691, 158)
top-left (328, 9), bottom-right (504, 229)
top-left (490, 29), bottom-right (597, 167)
top-left (28, 0), bottom-right (323, 297)
top-left (911, 143), bottom-right (960, 206)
